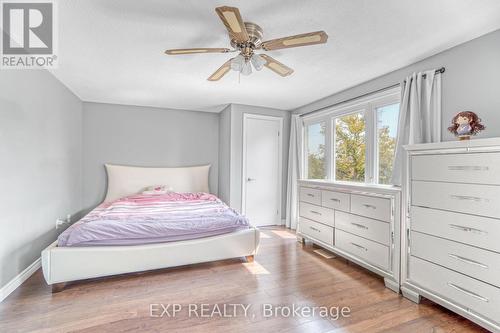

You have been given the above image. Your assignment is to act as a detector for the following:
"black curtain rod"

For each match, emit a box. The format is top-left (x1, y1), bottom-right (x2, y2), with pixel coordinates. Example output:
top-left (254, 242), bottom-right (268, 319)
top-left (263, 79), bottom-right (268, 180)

top-left (299, 67), bottom-right (445, 118)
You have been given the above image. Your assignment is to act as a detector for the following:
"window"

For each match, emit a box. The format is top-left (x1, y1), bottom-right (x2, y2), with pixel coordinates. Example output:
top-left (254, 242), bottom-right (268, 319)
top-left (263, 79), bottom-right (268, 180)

top-left (376, 103), bottom-right (399, 184)
top-left (305, 122), bottom-right (326, 179)
top-left (335, 112), bottom-right (366, 182)
top-left (303, 88), bottom-right (400, 185)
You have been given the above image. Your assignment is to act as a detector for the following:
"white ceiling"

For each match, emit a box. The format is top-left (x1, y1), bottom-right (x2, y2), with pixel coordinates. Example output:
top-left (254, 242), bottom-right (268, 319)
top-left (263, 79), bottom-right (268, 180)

top-left (51, 0), bottom-right (500, 112)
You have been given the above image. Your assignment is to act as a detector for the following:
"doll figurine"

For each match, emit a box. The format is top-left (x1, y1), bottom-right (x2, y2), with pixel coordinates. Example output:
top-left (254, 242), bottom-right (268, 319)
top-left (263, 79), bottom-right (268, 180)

top-left (448, 111), bottom-right (484, 140)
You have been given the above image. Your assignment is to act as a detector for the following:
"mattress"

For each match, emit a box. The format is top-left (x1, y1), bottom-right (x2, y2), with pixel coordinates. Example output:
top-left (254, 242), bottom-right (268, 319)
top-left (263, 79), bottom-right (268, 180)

top-left (58, 192), bottom-right (250, 247)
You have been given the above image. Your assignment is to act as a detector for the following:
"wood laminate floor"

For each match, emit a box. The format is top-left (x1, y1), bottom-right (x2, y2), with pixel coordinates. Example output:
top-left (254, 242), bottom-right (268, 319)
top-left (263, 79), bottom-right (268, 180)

top-left (0, 227), bottom-right (487, 333)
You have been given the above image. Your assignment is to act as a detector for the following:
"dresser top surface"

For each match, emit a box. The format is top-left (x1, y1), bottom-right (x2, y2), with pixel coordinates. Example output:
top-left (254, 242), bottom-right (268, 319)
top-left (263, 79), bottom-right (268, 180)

top-left (404, 137), bottom-right (500, 151)
top-left (298, 179), bottom-right (401, 194)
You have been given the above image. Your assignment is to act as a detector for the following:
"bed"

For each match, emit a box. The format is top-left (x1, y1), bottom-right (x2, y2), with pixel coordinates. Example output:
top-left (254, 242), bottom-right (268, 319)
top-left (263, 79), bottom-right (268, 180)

top-left (41, 164), bottom-right (260, 291)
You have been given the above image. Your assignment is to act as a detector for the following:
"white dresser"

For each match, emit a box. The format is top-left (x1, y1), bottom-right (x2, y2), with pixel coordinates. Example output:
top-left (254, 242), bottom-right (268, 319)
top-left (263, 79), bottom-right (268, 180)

top-left (402, 138), bottom-right (500, 332)
top-left (297, 180), bottom-right (401, 292)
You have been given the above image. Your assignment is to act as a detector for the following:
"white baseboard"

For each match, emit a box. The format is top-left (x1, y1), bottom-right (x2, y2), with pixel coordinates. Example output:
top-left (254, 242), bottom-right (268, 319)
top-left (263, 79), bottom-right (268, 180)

top-left (0, 258), bottom-right (41, 302)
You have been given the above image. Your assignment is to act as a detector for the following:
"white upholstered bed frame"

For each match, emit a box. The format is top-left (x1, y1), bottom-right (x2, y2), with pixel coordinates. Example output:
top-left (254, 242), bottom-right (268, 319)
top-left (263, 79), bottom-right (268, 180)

top-left (41, 164), bottom-right (260, 291)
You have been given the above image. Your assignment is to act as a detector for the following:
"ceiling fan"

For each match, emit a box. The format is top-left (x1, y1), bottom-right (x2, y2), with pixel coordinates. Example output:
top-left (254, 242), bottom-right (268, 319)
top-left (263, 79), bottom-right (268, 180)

top-left (165, 6), bottom-right (328, 81)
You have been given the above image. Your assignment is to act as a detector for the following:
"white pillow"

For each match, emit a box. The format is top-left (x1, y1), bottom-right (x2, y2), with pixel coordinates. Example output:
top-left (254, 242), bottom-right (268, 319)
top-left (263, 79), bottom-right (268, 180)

top-left (142, 185), bottom-right (173, 195)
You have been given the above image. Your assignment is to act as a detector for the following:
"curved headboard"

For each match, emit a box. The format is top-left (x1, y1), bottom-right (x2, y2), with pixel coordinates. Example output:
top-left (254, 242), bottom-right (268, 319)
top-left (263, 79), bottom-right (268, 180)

top-left (104, 164), bottom-right (211, 202)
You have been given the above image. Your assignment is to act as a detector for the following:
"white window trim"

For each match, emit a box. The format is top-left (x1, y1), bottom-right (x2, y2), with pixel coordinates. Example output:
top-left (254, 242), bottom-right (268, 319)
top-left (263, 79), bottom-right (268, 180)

top-left (302, 86), bottom-right (401, 185)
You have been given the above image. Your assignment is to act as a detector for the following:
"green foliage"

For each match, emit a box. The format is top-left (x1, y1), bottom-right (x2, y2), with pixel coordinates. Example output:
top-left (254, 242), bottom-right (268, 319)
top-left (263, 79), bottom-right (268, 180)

top-left (307, 123), bottom-right (326, 179)
top-left (306, 115), bottom-right (396, 184)
top-left (378, 125), bottom-right (396, 184)
top-left (335, 113), bottom-right (365, 182)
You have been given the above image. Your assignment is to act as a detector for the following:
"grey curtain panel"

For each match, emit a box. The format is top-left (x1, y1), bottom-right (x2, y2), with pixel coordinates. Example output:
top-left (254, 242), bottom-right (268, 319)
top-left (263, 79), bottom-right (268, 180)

top-left (391, 70), bottom-right (442, 186)
top-left (286, 115), bottom-right (302, 229)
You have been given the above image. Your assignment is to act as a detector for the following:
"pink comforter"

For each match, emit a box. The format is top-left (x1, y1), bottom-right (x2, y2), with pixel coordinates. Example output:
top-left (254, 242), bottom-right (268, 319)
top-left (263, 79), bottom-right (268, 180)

top-left (58, 192), bottom-right (250, 247)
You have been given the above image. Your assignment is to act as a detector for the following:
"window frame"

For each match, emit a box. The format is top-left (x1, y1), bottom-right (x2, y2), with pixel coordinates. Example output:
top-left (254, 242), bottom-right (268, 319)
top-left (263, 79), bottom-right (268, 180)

top-left (302, 87), bottom-right (400, 185)
top-left (303, 120), bottom-right (328, 180)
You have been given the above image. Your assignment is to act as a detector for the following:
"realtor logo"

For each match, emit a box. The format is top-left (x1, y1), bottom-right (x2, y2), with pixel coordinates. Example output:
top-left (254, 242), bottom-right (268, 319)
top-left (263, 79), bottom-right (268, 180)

top-left (1, 0), bottom-right (57, 68)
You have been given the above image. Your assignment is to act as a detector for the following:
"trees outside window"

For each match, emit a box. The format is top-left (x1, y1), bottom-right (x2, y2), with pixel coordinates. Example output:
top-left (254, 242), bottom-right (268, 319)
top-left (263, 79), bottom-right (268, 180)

top-left (377, 103), bottom-right (399, 184)
top-left (303, 88), bottom-right (400, 185)
top-left (306, 122), bottom-right (326, 179)
top-left (335, 112), bottom-right (365, 182)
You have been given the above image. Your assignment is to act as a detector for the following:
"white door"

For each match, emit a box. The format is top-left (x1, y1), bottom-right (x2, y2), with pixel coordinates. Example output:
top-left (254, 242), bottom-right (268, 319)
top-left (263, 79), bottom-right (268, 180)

top-left (243, 114), bottom-right (282, 227)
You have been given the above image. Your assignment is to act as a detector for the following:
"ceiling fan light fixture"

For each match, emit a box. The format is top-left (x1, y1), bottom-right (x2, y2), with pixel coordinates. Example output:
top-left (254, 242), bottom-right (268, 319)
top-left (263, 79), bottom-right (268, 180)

top-left (241, 60), bottom-right (252, 76)
top-left (230, 54), bottom-right (244, 71)
top-left (251, 54), bottom-right (266, 71)
top-left (167, 6), bottom-right (329, 81)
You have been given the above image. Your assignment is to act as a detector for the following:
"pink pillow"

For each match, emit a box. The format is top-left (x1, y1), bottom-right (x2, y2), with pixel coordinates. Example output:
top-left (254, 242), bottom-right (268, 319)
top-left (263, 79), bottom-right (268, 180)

top-left (142, 185), bottom-right (172, 195)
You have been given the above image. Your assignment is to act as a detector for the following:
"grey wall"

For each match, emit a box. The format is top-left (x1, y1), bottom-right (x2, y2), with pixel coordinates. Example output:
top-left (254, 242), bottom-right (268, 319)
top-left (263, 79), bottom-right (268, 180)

top-left (294, 29), bottom-right (500, 141)
top-left (82, 102), bottom-right (219, 210)
top-left (228, 104), bottom-right (291, 219)
top-left (218, 105), bottom-right (231, 204)
top-left (0, 70), bottom-right (82, 291)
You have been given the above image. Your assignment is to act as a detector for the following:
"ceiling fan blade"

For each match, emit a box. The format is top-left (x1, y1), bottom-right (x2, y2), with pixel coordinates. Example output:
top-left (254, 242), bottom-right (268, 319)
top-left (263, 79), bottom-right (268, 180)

top-left (207, 58), bottom-right (232, 81)
top-left (261, 31), bottom-right (328, 51)
top-left (215, 6), bottom-right (249, 43)
top-left (260, 54), bottom-right (294, 77)
top-left (165, 48), bottom-right (230, 55)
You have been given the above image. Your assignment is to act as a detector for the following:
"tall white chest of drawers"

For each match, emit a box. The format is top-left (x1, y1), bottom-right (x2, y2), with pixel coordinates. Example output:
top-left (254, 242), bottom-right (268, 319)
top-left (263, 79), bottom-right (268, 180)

top-left (297, 180), bottom-right (401, 292)
top-left (402, 138), bottom-right (500, 332)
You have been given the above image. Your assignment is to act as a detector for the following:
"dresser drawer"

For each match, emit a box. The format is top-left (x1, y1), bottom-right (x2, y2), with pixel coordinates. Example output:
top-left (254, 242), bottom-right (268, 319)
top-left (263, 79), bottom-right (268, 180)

top-left (412, 181), bottom-right (500, 219)
top-left (411, 206), bottom-right (500, 253)
top-left (335, 211), bottom-right (390, 245)
top-left (335, 229), bottom-right (389, 270)
top-left (411, 152), bottom-right (500, 185)
top-left (321, 190), bottom-right (350, 211)
top-left (299, 187), bottom-right (321, 205)
top-left (299, 202), bottom-right (334, 227)
top-left (410, 256), bottom-right (500, 324)
top-left (411, 232), bottom-right (500, 287)
top-left (299, 217), bottom-right (334, 246)
top-left (350, 194), bottom-right (392, 222)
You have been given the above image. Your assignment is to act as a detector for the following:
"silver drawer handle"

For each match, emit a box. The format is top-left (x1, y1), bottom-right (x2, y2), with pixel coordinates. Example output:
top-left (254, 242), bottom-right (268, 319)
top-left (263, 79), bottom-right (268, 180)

top-left (350, 242), bottom-right (367, 251)
top-left (351, 222), bottom-right (368, 230)
top-left (310, 210), bottom-right (322, 215)
top-left (309, 226), bottom-right (320, 232)
top-left (330, 198), bottom-right (340, 202)
top-left (450, 195), bottom-right (483, 202)
top-left (448, 254), bottom-right (489, 269)
top-left (448, 165), bottom-right (489, 171)
top-left (449, 224), bottom-right (487, 235)
top-left (307, 193), bottom-right (315, 197)
top-left (362, 204), bottom-right (376, 209)
top-left (447, 283), bottom-right (489, 303)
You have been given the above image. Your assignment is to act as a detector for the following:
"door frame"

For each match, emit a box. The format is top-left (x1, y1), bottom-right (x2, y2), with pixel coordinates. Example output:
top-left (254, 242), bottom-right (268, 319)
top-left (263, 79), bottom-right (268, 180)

top-left (241, 113), bottom-right (283, 225)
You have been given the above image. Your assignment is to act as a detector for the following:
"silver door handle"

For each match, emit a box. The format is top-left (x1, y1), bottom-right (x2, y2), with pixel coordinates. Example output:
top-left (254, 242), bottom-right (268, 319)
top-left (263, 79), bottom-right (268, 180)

top-left (247, 178), bottom-right (256, 182)
top-left (448, 165), bottom-right (489, 171)
top-left (351, 222), bottom-right (368, 230)
top-left (447, 283), bottom-right (489, 302)
top-left (448, 224), bottom-right (487, 235)
top-left (350, 242), bottom-right (367, 251)
top-left (310, 210), bottom-right (322, 215)
top-left (363, 204), bottom-right (377, 209)
top-left (448, 254), bottom-right (489, 269)
top-left (330, 198), bottom-right (340, 202)
top-left (450, 195), bottom-right (483, 202)
top-left (307, 193), bottom-right (315, 197)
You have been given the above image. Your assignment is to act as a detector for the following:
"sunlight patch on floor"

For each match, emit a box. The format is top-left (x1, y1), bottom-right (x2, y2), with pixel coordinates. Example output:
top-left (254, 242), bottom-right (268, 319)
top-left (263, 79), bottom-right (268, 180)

top-left (243, 261), bottom-right (270, 275)
top-left (271, 230), bottom-right (296, 239)
top-left (259, 232), bottom-right (272, 239)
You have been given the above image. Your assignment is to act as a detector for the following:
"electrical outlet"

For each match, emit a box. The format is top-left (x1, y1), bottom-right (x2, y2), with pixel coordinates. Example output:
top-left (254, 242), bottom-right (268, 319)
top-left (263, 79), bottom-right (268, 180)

top-left (56, 214), bottom-right (73, 229)
top-left (55, 218), bottom-right (65, 229)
